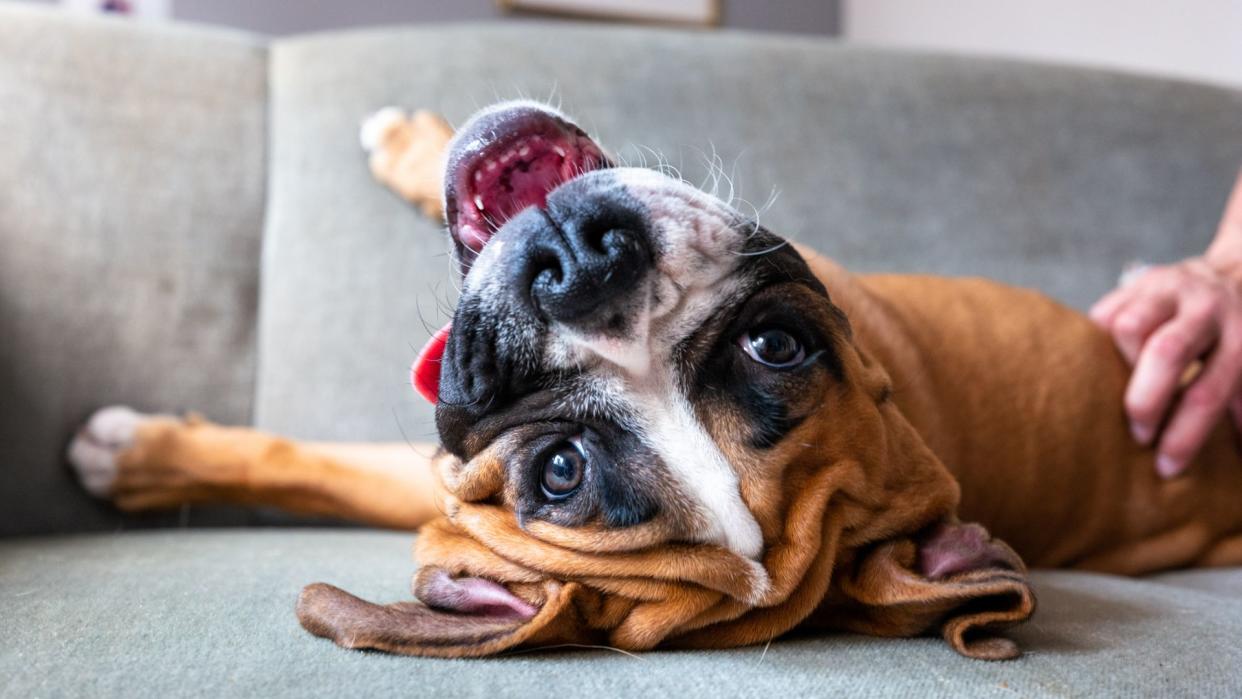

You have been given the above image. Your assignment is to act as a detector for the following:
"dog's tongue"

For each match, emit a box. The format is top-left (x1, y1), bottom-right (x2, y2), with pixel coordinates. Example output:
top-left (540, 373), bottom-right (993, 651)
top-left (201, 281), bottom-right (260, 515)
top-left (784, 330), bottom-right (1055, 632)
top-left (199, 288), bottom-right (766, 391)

top-left (412, 324), bottom-right (452, 404)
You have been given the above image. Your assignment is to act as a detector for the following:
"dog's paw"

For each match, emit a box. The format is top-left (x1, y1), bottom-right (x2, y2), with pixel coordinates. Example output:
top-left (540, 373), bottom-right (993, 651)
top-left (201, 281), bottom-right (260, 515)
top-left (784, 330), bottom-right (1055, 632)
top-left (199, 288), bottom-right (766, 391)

top-left (67, 405), bottom-right (149, 498)
top-left (360, 106), bottom-right (406, 152)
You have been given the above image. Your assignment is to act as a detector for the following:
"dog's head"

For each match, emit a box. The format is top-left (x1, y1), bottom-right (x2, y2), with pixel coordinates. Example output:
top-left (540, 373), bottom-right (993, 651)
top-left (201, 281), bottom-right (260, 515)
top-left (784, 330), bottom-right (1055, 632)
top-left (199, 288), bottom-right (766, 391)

top-left (299, 102), bottom-right (1034, 660)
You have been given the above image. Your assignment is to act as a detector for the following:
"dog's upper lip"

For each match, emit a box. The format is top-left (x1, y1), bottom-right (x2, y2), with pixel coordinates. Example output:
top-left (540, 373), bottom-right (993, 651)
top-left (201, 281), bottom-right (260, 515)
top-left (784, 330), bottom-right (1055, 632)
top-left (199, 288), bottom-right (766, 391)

top-left (443, 106), bottom-right (610, 274)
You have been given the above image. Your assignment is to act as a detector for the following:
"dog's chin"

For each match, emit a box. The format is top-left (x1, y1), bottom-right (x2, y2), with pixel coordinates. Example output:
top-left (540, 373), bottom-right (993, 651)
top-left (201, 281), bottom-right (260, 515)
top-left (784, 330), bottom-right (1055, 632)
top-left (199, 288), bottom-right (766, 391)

top-left (443, 102), bottom-right (611, 275)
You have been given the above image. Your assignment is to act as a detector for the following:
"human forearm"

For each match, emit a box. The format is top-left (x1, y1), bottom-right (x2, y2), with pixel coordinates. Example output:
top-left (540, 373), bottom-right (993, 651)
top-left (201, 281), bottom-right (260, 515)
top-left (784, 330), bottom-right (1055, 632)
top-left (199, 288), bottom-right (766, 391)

top-left (1204, 168), bottom-right (1242, 283)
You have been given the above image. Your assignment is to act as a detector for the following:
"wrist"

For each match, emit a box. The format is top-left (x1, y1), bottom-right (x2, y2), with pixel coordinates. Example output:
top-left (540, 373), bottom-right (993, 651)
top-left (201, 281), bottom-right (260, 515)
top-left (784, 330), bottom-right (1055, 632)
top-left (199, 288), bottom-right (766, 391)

top-left (1205, 251), bottom-right (1242, 290)
top-left (1205, 216), bottom-right (1242, 288)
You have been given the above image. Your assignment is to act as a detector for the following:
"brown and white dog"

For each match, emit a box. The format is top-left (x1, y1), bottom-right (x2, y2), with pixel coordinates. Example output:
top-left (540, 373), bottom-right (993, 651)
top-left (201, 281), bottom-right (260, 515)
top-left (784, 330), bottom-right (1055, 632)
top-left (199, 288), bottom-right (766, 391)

top-left (68, 102), bottom-right (1242, 661)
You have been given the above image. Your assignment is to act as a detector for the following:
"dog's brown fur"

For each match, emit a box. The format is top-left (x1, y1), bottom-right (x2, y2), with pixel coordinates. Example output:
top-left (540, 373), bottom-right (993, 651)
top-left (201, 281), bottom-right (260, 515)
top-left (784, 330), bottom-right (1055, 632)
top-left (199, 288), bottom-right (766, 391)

top-left (811, 250), bottom-right (1242, 572)
top-left (99, 248), bottom-right (1242, 660)
top-left (84, 106), bottom-right (1242, 660)
top-left (115, 250), bottom-right (1242, 569)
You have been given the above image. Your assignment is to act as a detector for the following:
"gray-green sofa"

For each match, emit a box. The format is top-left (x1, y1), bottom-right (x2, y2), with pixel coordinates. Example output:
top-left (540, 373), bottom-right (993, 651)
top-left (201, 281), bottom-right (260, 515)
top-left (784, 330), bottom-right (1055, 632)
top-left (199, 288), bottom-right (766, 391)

top-left (3, 4), bottom-right (1242, 696)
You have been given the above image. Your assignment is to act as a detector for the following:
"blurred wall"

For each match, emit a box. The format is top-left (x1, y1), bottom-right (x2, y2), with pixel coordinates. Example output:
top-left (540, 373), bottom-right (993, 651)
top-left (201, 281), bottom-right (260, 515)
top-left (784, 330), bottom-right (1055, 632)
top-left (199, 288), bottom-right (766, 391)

top-left (9, 0), bottom-right (839, 35)
top-left (844, 0), bottom-right (1242, 88)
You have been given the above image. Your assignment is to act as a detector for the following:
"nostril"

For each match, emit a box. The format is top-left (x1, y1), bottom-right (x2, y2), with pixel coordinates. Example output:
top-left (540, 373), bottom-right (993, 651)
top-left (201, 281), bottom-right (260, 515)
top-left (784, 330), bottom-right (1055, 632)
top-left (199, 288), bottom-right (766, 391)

top-left (578, 219), bottom-right (610, 254)
top-left (598, 228), bottom-right (633, 256)
top-left (529, 249), bottom-right (566, 317)
top-left (579, 217), bottom-right (638, 257)
top-left (531, 250), bottom-right (564, 285)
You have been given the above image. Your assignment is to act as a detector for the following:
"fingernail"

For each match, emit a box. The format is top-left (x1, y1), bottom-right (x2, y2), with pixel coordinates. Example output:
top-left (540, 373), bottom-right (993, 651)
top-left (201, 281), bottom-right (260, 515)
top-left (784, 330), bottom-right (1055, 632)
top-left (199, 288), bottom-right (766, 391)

top-left (1130, 421), bottom-right (1153, 445)
top-left (1156, 454), bottom-right (1183, 479)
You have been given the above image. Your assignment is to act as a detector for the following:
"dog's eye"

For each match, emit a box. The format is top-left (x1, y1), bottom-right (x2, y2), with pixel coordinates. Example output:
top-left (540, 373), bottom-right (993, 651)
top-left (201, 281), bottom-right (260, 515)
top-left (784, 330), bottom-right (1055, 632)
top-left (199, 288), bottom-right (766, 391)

top-left (741, 328), bottom-right (805, 368)
top-left (541, 437), bottom-right (586, 499)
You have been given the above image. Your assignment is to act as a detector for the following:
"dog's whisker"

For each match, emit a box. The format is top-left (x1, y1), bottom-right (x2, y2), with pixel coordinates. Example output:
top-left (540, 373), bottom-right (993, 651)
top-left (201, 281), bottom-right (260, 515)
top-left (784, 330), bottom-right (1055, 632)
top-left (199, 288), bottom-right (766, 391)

top-left (413, 293), bottom-right (447, 337)
top-left (544, 82), bottom-right (561, 112)
top-left (730, 237), bottom-right (789, 258)
top-left (757, 635), bottom-right (775, 664)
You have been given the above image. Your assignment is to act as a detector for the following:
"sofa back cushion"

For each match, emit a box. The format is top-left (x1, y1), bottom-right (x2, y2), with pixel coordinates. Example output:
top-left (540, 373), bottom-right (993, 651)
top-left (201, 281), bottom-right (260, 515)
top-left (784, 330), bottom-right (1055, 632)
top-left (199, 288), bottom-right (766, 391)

top-left (0, 7), bottom-right (267, 534)
top-left (258, 24), bottom-right (1242, 447)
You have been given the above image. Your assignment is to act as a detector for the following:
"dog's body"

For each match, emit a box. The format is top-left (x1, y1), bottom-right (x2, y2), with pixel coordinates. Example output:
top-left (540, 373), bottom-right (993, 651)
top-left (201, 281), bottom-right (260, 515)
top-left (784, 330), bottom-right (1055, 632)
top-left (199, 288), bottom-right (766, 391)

top-left (73, 256), bottom-right (1242, 571)
top-left (812, 254), bottom-right (1242, 571)
top-left (68, 102), bottom-right (1242, 659)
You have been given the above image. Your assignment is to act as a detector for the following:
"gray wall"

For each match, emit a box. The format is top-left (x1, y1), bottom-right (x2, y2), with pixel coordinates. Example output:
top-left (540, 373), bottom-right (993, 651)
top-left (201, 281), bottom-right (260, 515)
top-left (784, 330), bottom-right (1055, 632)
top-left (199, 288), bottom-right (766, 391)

top-left (9, 0), bottom-right (839, 35)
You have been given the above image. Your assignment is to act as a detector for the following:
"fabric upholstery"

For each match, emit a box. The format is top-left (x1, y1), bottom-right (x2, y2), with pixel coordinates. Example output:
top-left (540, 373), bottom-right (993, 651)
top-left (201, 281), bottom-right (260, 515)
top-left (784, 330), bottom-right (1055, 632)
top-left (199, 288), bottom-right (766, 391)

top-left (257, 23), bottom-right (1242, 444)
top-left (2, 530), bottom-right (1239, 697)
top-left (3, 7), bottom-right (1242, 694)
top-left (0, 5), bottom-right (267, 534)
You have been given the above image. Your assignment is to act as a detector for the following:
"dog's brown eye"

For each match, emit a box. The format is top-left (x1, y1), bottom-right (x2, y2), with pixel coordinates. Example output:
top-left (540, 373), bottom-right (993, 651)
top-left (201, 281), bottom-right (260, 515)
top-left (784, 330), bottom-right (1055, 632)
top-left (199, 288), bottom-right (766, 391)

top-left (742, 328), bottom-right (805, 368)
top-left (542, 438), bottom-right (586, 499)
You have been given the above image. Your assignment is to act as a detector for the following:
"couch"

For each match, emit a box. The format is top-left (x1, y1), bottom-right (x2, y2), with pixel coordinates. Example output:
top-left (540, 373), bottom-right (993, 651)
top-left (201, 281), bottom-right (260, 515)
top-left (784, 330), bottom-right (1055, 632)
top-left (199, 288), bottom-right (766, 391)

top-left (3, 4), bottom-right (1242, 695)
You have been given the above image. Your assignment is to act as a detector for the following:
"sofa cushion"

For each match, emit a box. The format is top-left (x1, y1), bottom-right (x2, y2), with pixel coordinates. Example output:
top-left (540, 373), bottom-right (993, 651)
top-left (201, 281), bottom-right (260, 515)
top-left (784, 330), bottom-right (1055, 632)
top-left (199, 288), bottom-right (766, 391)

top-left (0, 5), bottom-right (267, 534)
top-left (258, 24), bottom-right (1242, 446)
top-left (1, 529), bottom-right (1238, 696)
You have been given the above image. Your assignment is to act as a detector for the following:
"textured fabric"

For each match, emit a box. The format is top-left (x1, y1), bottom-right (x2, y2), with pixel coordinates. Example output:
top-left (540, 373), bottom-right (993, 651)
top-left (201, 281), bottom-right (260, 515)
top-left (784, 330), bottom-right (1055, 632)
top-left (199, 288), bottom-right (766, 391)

top-left (0, 5), bottom-right (268, 534)
top-left (257, 23), bottom-right (1242, 444)
top-left (4, 13), bottom-right (1241, 694)
top-left (1, 530), bottom-right (1239, 697)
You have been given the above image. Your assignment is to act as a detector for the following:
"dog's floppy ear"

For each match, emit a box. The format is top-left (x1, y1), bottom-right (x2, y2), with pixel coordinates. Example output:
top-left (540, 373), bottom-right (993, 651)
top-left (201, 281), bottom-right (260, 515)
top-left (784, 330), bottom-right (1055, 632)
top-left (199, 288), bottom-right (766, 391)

top-left (821, 521), bottom-right (1035, 660)
top-left (297, 567), bottom-right (596, 657)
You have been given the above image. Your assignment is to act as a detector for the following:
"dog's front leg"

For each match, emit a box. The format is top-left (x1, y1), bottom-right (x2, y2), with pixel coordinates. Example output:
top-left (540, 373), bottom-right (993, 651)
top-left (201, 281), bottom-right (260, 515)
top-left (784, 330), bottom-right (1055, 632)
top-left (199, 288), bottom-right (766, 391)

top-left (67, 406), bottom-right (440, 529)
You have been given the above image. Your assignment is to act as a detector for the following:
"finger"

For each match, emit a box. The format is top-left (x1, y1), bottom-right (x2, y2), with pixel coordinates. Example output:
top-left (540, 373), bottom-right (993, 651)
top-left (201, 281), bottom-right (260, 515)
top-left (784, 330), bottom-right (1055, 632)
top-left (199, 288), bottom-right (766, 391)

top-left (1089, 288), bottom-right (1131, 328)
top-left (1110, 294), bottom-right (1178, 365)
top-left (1124, 296), bottom-right (1222, 445)
top-left (1155, 328), bottom-right (1242, 477)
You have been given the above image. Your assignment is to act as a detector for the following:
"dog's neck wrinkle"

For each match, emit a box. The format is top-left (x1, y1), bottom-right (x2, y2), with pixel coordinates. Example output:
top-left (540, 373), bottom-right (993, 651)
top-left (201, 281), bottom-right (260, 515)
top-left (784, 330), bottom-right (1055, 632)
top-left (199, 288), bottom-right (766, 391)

top-left (797, 247), bottom-right (940, 419)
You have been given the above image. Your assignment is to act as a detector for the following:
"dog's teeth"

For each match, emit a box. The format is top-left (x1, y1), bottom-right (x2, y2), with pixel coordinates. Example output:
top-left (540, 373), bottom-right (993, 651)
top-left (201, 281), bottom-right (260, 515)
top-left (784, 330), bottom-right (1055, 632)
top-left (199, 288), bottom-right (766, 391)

top-left (486, 159), bottom-right (498, 171)
top-left (518, 145), bottom-right (531, 158)
top-left (474, 194), bottom-right (485, 211)
top-left (553, 145), bottom-right (567, 157)
top-left (473, 170), bottom-right (483, 183)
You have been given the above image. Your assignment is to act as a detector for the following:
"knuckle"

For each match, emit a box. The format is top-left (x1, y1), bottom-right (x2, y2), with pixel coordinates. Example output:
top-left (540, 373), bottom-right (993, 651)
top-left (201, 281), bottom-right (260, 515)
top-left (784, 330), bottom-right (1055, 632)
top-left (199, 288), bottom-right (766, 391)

top-left (1199, 295), bottom-right (1223, 319)
top-left (1149, 332), bottom-right (1191, 363)
top-left (1183, 383), bottom-right (1226, 412)
top-left (1184, 293), bottom-right (1221, 322)
top-left (1146, 266), bottom-right (1172, 284)
top-left (1113, 312), bottom-right (1144, 338)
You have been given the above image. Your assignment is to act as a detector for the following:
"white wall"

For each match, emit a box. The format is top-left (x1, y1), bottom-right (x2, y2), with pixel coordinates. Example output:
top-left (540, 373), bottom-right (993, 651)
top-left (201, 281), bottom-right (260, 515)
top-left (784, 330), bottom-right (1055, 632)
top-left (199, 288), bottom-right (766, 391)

top-left (843, 0), bottom-right (1242, 89)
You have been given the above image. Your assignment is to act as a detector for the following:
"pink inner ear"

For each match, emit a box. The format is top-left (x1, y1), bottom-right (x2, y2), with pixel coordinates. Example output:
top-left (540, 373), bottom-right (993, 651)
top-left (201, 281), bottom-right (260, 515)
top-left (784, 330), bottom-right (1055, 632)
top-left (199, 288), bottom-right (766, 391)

top-left (411, 324), bottom-right (452, 404)
top-left (415, 568), bottom-right (538, 621)
top-left (918, 523), bottom-right (1015, 580)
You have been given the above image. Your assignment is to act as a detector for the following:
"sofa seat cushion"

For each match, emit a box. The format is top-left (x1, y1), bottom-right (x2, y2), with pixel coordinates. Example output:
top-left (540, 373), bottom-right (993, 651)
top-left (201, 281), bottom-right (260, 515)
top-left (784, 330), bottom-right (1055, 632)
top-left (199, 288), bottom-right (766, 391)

top-left (2, 529), bottom-right (1238, 696)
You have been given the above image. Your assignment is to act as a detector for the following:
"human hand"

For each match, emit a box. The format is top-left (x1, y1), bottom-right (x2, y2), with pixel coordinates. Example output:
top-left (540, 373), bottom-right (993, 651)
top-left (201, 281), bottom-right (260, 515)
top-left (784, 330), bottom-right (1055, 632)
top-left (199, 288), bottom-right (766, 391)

top-left (1090, 257), bottom-right (1242, 477)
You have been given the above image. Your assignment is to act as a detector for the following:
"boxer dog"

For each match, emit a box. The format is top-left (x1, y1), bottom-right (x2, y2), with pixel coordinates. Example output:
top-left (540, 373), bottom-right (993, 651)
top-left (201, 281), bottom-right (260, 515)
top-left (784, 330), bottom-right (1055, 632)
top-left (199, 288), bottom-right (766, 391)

top-left (69, 102), bottom-right (1242, 661)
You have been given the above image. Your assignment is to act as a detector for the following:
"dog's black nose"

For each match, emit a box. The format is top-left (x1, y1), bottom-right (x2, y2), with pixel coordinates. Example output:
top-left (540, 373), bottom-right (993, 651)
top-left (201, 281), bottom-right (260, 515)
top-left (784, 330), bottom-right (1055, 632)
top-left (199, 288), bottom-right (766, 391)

top-left (510, 194), bottom-right (652, 327)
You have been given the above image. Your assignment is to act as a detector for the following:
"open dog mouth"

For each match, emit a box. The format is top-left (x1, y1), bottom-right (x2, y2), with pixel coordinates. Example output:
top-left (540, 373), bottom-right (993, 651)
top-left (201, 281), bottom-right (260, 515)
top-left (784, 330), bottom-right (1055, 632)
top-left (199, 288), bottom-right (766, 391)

top-left (444, 103), bottom-right (611, 272)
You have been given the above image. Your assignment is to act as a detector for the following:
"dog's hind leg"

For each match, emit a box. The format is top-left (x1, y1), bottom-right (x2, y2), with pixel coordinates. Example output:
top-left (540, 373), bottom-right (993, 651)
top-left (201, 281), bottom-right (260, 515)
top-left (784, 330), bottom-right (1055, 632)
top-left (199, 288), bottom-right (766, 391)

top-left (67, 406), bottom-right (441, 530)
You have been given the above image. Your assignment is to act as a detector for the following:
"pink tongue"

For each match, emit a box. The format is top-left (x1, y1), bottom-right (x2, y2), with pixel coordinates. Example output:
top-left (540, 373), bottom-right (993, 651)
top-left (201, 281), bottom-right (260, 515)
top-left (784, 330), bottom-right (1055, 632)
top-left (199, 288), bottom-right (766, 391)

top-left (411, 324), bottom-right (452, 404)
